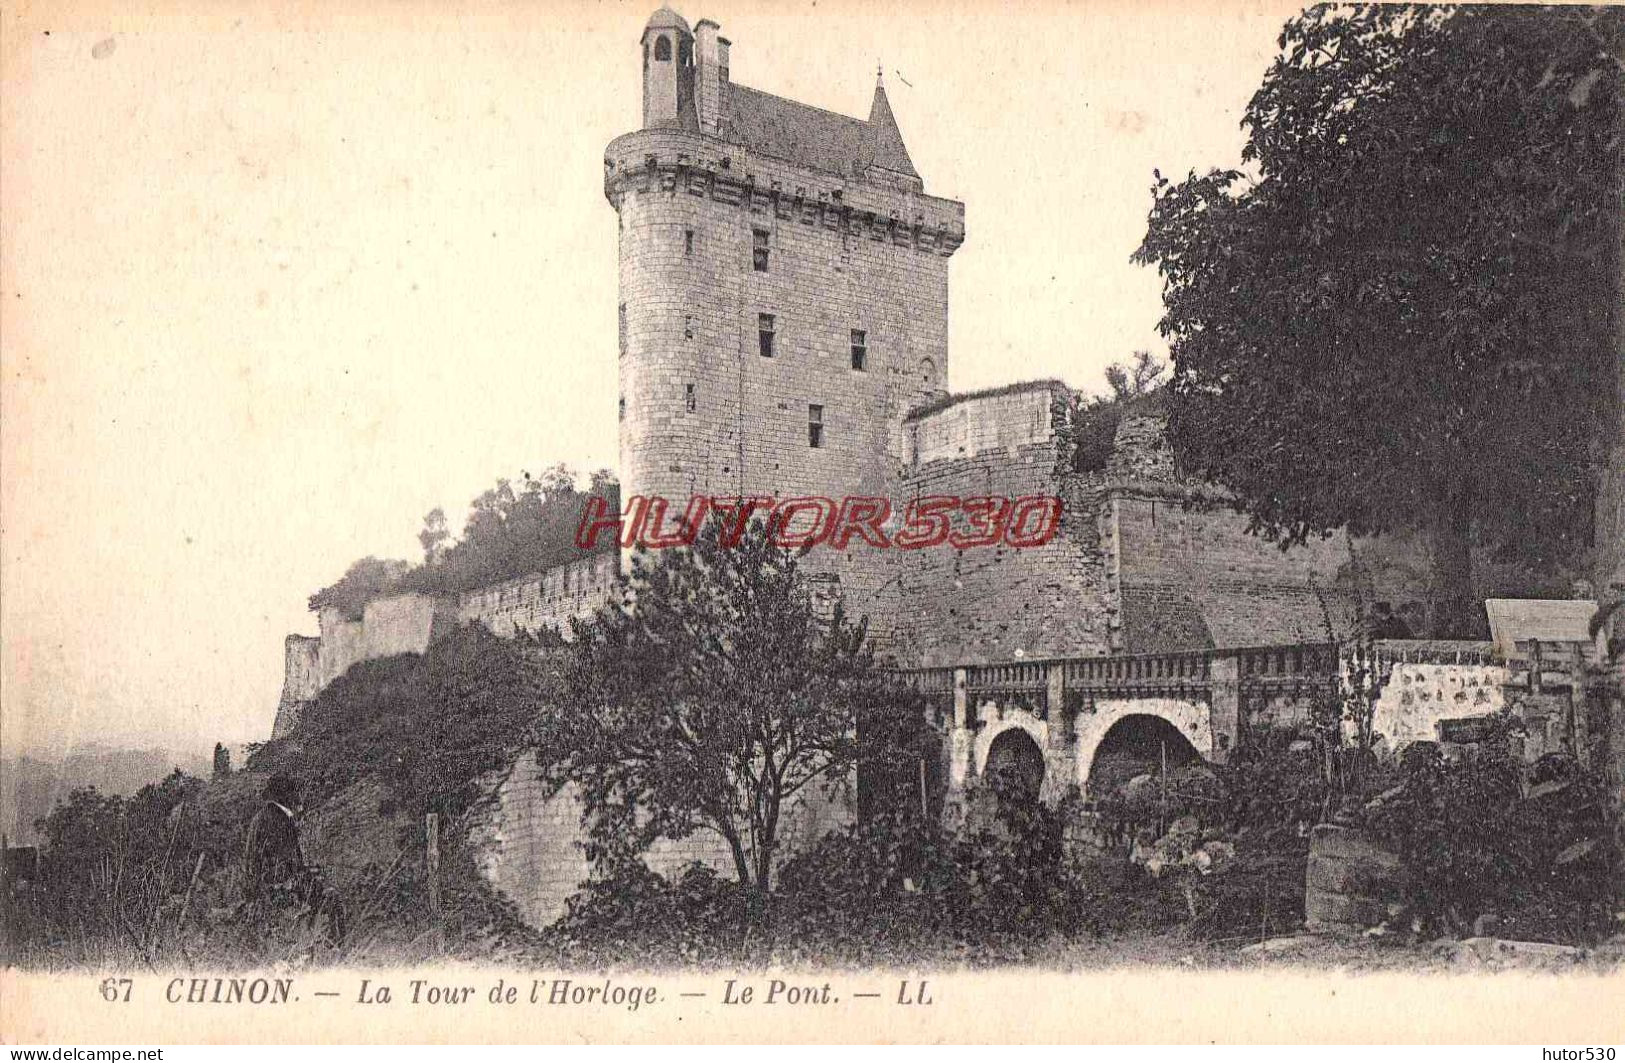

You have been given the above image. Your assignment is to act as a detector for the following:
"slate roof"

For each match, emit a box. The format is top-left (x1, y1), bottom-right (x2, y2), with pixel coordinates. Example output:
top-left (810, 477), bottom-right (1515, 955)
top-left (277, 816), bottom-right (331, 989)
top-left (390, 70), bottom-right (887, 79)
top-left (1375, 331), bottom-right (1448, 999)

top-left (720, 81), bottom-right (920, 183)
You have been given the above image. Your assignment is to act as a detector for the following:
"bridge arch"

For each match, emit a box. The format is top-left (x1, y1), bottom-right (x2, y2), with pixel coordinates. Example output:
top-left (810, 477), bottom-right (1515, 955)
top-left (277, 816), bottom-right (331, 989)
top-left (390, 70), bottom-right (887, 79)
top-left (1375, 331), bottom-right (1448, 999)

top-left (982, 727), bottom-right (1046, 807)
top-left (973, 710), bottom-right (1048, 778)
top-left (1073, 697), bottom-right (1212, 794)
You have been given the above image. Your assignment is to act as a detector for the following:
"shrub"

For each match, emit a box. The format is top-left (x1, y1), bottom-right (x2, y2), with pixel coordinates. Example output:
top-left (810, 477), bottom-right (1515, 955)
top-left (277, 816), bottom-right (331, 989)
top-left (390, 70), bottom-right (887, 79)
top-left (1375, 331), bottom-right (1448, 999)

top-left (1360, 721), bottom-right (1617, 943)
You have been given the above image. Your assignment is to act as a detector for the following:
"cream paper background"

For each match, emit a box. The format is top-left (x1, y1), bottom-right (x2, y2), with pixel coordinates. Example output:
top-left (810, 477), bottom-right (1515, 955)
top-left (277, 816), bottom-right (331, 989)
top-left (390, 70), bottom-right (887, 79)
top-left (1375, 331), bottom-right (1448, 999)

top-left (4, 0), bottom-right (1623, 1045)
top-left (2, 965), bottom-right (1624, 1043)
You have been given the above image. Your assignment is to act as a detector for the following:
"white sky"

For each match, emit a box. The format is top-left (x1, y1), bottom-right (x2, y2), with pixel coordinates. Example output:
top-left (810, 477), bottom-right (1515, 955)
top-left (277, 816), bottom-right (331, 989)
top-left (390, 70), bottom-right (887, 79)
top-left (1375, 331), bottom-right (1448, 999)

top-left (1, 0), bottom-right (1295, 758)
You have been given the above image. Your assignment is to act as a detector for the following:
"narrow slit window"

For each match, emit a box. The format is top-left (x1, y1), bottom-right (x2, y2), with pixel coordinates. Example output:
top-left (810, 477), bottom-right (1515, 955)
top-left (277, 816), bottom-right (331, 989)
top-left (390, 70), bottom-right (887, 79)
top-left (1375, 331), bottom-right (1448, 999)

top-left (684, 229), bottom-right (694, 256)
top-left (758, 313), bottom-right (775, 358)
top-left (808, 404), bottom-right (824, 449)
top-left (850, 329), bottom-right (867, 371)
top-left (685, 383), bottom-right (696, 413)
top-left (752, 228), bottom-right (770, 272)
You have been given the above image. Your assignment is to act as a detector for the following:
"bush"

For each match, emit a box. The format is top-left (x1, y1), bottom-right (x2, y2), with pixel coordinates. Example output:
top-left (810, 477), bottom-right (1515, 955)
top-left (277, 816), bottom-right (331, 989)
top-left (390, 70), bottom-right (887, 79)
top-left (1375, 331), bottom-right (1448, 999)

top-left (545, 802), bottom-right (1115, 967)
top-left (1360, 722), bottom-right (1617, 944)
top-left (544, 862), bottom-right (751, 967)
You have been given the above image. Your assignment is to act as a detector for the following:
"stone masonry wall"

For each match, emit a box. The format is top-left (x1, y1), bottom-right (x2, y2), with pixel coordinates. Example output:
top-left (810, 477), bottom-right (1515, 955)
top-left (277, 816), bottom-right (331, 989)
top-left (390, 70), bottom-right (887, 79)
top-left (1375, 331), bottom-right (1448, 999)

top-left (606, 126), bottom-right (961, 643)
top-left (455, 553), bottom-right (618, 639)
top-left (360, 592), bottom-right (455, 663)
top-left (282, 554), bottom-right (617, 723)
top-left (473, 750), bottom-right (852, 928)
top-left (890, 386), bottom-right (1113, 668)
top-left (608, 129), bottom-right (959, 512)
top-left (270, 635), bottom-right (321, 739)
top-left (1110, 487), bottom-right (1356, 653)
top-left (1367, 657), bottom-right (1508, 754)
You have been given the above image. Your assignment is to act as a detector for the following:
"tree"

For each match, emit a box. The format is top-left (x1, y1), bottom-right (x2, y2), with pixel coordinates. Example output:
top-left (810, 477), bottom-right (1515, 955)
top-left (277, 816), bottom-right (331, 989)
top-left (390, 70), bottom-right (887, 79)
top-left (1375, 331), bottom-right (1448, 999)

top-left (417, 507), bottom-right (450, 565)
top-left (1134, 5), bottom-right (1622, 636)
top-left (538, 520), bottom-right (932, 917)
top-left (308, 557), bottom-right (411, 617)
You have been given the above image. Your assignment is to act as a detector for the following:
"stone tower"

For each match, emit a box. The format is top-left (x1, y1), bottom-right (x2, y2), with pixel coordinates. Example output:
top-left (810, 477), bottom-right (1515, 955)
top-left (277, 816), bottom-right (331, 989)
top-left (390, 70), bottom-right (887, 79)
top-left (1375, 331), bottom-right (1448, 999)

top-left (605, 6), bottom-right (966, 525)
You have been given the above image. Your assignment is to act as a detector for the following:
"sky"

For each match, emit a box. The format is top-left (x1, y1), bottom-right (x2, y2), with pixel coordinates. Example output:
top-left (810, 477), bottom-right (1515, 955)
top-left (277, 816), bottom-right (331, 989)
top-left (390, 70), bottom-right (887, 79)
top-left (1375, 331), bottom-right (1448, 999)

top-left (1, 0), bottom-right (1297, 759)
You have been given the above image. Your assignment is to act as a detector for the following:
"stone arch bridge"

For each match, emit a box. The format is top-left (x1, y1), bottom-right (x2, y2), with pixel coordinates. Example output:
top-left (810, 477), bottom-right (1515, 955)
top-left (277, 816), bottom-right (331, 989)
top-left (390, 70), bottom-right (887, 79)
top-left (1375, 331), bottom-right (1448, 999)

top-left (905, 641), bottom-right (1505, 816)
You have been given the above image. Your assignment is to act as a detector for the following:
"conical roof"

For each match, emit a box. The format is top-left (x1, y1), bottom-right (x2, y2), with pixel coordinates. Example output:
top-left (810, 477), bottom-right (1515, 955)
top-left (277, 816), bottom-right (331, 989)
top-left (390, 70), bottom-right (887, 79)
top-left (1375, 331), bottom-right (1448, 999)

top-left (866, 79), bottom-right (919, 179)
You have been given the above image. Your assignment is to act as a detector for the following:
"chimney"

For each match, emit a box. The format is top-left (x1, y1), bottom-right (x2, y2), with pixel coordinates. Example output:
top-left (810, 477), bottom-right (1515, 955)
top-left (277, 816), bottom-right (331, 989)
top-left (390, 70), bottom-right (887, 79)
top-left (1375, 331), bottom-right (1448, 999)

top-left (695, 19), bottom-right (725, 134)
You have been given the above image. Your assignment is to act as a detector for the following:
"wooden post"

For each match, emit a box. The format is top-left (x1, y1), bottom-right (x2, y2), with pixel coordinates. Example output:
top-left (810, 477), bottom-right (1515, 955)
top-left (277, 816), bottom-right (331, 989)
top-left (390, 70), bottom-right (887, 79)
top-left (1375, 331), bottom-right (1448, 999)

top-left (425, 813), bottom-right (441, 942)
top-left (1159, 739), bottom-right (1168, 836)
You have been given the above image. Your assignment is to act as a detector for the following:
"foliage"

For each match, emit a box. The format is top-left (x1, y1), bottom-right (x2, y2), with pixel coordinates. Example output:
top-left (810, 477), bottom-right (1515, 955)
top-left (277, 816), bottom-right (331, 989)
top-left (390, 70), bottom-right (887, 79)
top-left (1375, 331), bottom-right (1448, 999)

top-left (1112, 728), bottom-right (1331, 941)
top-left (306, 466), bottom-right (620, 619)
top-left (544, 863), bottom-right (753, 967)
top-left (1055, 351), bottom-right (1167, 474)
top-left (251, 623), bottom-right (559, 822)
top-left (1360, 722), bottom-right (1617, 943)
top-left (539, 519), bottom-right (934, 910)
top-left (401, 466), bottom-right (620, 598)
top-left (1133, 4), bottom-right (1623, 635)
top-left (307, 557), bottom-right (411, 618)
top-left (10, 627), bottom-right (557, 969)
top-left (546, 803), bottom-right (1112, 968)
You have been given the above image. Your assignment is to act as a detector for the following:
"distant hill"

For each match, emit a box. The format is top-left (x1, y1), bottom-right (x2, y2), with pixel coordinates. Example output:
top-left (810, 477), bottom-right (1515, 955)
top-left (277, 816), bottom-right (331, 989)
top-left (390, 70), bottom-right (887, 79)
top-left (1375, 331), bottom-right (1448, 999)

top-left (1, 746), bottom-right (210, 845)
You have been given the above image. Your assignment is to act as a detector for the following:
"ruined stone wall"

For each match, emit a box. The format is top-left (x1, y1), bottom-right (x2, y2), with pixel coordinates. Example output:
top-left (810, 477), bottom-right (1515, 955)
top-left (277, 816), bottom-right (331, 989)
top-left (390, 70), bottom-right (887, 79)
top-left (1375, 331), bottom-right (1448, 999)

top-left (456, 553), bottom-right (618, 639)
top-left (1367, 658), bottom-right (1507, 752)
top-left (271, 635), bottom-right (321, 739)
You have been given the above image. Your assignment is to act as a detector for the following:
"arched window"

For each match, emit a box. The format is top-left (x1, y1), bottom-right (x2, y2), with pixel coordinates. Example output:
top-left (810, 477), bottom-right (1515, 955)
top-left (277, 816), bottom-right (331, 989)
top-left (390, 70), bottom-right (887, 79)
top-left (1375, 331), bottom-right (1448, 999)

top-left (653, 35), bottom-right (671, 61)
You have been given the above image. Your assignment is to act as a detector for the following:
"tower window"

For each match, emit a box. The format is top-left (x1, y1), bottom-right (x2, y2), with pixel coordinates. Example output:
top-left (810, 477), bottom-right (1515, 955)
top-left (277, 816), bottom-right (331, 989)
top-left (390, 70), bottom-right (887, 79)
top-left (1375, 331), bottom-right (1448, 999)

top-left (684, 313), bottom-right (694, 340)
top-left (808, 404), bottom-right (824, 449)
top-left (684, 228), bottom-right (694, 256)
top-left (618, 396), bottom-right (626, 421)
top-left (850, 329), bottom-right (867, 371)
top-left (752, 228), bottom-right (770, 272)
top-left (685, 383), bottom-right (696, 413)
top-left (758, 313), bottom-right (775, 358)
top-left (653, 35), bottom-right (671, 62)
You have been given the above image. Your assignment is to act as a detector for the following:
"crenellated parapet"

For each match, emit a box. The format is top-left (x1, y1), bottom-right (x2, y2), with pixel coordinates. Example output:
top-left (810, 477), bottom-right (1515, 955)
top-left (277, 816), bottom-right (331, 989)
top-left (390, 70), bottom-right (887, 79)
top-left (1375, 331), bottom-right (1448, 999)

top-left (603, 130), bottom-right (966, 258)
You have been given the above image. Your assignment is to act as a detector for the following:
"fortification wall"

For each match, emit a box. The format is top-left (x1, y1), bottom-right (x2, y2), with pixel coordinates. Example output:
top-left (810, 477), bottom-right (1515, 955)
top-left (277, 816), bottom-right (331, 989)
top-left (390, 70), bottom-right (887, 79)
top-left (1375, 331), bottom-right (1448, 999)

top-left (280, 554), bottom-right (618, 731)
top-left (315, 608), bottom-right (365, 691)
top-left (456, 553), bottom-right (618, 638)
top-left (360, 592), bottom-right (451, 662)
top-left (885, 383), bottom-right (1112, 668)
top-left (472, 751), bottom-right (851, 928)
top-left (271, 635), bottom-right (321, 739)
top-left (1110, 488), bottom-right (1356, 653)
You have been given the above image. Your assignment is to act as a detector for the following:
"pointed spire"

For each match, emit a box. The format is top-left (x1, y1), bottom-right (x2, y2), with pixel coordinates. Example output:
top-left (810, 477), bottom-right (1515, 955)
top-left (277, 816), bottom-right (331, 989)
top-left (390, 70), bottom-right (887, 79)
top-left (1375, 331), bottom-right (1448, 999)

top-left (866, 74), bottom-right (918, 180)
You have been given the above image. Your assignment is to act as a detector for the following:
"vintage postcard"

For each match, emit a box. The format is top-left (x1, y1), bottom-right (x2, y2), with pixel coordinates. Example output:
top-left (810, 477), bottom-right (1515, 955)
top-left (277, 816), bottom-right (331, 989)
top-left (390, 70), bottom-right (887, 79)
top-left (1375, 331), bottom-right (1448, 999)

top-left (2, 0), bottom-right (1623, 1047)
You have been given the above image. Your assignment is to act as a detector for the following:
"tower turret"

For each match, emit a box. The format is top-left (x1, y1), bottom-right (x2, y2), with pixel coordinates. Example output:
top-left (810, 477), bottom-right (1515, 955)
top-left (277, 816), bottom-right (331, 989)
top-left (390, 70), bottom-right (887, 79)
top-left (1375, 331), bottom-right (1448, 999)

top-left (641, 5), bottom-right (697, 131)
